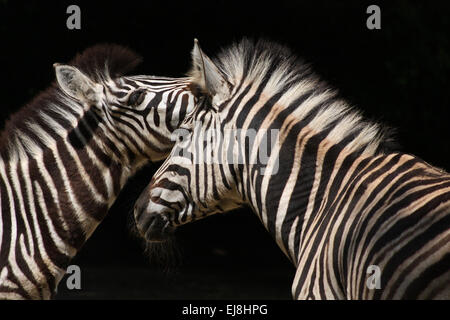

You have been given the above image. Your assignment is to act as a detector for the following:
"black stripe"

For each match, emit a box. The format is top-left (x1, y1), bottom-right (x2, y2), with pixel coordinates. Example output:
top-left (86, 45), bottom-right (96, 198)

top-left (0, 174), bottom-right (12, 271)
top-left (177, 94), bottom-right (190, 129)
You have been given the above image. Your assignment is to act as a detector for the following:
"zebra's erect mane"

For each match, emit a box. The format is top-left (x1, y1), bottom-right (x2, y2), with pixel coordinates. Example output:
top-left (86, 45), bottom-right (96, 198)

top-left (68, 43), bottom-right (142, 82)
top-left (192, 38), bottom-right (396, 155)
top-left (0, 44), bottom-right (142, 159)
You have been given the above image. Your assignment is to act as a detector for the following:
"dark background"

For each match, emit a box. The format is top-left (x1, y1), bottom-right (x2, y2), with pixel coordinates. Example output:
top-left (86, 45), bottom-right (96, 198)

top-left (0, 1), bottom-right (449, 299)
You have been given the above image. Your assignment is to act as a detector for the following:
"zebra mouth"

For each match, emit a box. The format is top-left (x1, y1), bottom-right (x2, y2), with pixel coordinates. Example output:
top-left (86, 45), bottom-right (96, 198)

top-left (139, 213), bottom-right (174, 242)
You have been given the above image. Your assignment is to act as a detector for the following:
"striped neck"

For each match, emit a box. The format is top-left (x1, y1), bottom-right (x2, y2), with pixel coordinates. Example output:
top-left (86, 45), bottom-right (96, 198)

top-left (0, 92), bottom-right (141, 297)
top-left (221, 78), bottom-right (393, 264)
top-left (235, 119), bottom-right (385, 265)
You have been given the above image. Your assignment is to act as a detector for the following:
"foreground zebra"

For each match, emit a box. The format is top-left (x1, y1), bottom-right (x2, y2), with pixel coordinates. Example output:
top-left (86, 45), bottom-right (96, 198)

top-left (134, 39), bottom-right (450, 299)
top-left (0, 44), bottom-right (195, 299)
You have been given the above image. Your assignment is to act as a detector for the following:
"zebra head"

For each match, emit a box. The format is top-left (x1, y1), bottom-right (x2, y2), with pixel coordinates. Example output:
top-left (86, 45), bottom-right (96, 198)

top-left (53, 44), bottom-right (195, 163)
top-left (134, 40), bottom-right (248, 242)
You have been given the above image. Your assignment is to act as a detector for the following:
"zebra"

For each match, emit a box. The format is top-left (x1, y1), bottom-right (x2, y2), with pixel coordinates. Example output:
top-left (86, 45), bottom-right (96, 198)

top-left (0, 44), bottom-right (195, 299)
top-left (133, 39), bottom-right (450, 299)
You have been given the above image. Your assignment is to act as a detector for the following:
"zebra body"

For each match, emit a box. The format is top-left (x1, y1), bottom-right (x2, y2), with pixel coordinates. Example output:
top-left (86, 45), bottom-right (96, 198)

top-left (0, 44), bottom-right (194, 299)
top-left (134, 39), bottom-right (450, 299)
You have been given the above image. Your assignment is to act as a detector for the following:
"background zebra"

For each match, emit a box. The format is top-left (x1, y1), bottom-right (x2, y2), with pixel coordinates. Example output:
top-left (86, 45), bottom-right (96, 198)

top-left (0, 44), bottom-right (195, 299)
top-left (134, 39), bottom-right (450, 299)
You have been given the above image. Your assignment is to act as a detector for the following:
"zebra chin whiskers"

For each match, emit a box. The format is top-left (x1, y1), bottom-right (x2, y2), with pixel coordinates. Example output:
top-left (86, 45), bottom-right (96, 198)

top-left (142, 238), bottom-right (182, 274)
top-left (127, 210), bottom-right (181, 273)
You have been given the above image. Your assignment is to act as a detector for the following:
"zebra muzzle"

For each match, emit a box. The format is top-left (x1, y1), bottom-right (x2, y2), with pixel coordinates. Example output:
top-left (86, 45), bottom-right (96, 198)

top-left (136, 212), bottom-right (173, 242)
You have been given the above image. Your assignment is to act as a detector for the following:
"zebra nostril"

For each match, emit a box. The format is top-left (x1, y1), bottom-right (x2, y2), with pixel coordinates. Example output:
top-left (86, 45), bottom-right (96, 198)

top-left (150, 195), bottom-right (161, 204)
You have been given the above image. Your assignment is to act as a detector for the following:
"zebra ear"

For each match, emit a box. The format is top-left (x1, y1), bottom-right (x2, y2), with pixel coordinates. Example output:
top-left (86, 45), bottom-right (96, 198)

top-left (190, 39), bottom-right (230, 104)
top-left (54, 64), bottom-right (103, 105)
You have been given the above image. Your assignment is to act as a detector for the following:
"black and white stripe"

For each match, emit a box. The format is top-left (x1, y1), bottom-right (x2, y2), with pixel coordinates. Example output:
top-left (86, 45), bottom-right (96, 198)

top-left (0, 44), bottom-right (195, 299)
top-left (134, 39), bottom-right (450, 299)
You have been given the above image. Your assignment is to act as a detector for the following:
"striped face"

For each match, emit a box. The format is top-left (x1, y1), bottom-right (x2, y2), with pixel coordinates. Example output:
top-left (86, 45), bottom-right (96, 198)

top-left (133, 41), bottom-right (246, 242)
top-left (102, 75), bottom-right (196, 161)
top-left (133, 100), bottom-right (243, 241)
top-left (55, 65), bottom-right (195, 163)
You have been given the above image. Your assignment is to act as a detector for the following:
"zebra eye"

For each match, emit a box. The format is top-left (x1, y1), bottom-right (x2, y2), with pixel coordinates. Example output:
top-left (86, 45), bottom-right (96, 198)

top-left (128, 90), bottom-right (146, 106)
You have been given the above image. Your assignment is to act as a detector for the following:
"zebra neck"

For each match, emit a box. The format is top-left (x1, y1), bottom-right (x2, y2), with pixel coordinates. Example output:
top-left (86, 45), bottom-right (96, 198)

top-left (238, 123), bottom-right (371, 264)
top-left (0, 100), bottom-right (140, 294)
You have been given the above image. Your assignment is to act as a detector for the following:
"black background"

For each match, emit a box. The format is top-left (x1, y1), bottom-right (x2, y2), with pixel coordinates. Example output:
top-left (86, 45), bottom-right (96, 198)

top-left (0, 1), bottom-right (449, 299)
